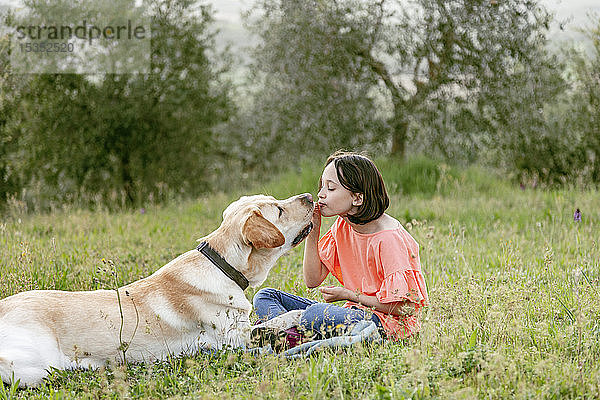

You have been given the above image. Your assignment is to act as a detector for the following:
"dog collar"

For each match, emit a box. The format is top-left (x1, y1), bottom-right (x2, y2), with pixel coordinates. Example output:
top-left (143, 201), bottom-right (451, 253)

top-left (197, 241), bottom-right (249, 291)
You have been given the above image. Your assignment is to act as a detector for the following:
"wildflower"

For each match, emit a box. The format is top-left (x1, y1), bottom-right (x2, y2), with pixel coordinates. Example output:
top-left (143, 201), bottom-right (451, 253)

top-left (572, 269), bottom-right (582, 284)
top-left (574, 208), bottom-right (581, 222)
top-left (140, 208), bottom-right (146, 214)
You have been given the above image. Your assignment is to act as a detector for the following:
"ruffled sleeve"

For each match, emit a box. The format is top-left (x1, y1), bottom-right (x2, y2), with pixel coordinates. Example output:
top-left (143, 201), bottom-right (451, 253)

top-left (377, 269), bottom-right (428, 306)
top-left (318, 220), bottom-right (344, 284)
top-left (375, 233), bottom-right (429, 307)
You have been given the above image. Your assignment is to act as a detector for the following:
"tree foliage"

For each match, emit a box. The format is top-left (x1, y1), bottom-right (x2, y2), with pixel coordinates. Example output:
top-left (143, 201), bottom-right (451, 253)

top-left (509, 15), bottom-right (600, 186)
top-left (567, 17), bottom-right (600, 183)
top-left (0, 11), bottom-right (21, 203)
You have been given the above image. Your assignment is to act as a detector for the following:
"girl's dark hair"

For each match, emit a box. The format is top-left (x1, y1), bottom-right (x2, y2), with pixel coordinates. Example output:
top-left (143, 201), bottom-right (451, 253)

top-left (321, 151), bottom-right (389, 225)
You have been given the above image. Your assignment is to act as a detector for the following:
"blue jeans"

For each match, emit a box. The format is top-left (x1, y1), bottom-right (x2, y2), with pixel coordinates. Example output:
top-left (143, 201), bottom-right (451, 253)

top-left (253, 288), bottom-right (383, 339)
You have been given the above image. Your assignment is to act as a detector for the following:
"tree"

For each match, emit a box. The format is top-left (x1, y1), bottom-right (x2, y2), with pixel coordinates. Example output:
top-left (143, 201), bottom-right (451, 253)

top-left (2, 0), bottom-right (234, 209)
top-left (247, 0), bottom-right (559, 159)
top-left (229, 0), bottom-right (389, 170)
top-left (494, 15), bottom-right (600, 187)
top-left (0, 10), bottom-right (23, 206)
top-left (567, 16), bottom-right (600, 183)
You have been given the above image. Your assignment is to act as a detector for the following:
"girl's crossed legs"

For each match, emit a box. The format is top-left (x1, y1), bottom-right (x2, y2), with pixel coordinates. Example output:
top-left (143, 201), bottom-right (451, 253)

top-left (253, 287), bottom-right (383, 339)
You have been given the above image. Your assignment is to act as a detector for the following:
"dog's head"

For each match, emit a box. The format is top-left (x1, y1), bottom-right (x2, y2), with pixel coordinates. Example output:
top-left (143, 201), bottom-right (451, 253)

top-left (222, 193), bottom-right (314, 251)
top-left (210, 193), bottom-right (314, 287)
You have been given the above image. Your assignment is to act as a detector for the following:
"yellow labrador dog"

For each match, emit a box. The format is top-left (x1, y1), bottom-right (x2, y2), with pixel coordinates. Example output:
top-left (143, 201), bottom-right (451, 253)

top-left (0, 193), bottom-right (314, 387)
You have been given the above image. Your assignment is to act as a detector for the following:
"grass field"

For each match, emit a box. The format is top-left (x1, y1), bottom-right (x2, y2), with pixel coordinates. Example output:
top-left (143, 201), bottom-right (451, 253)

top-left (1, 157), bottom-right (599, 399)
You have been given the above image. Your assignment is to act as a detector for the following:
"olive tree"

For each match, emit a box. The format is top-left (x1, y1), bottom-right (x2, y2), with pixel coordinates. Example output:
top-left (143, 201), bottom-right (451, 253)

top-left (512, 16), bottom-right (600, 186)
top-left (246, 0), bottom-right (561, 160)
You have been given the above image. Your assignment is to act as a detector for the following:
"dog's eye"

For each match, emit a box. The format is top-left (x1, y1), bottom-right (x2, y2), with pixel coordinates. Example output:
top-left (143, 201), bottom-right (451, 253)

top-left (277, 206), bottom-right (284, 217)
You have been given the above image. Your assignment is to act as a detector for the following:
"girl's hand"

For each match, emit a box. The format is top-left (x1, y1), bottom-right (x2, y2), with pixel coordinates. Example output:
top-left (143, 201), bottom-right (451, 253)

top-left (319, 286), bottom-right (355, 303)
top-left (310, 203), bottom-right (322, 235)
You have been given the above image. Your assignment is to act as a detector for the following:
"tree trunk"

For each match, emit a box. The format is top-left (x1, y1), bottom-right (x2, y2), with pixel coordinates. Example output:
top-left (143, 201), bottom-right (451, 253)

top-left (390, 103), bottom-right (408, 158)
top-left (121, 153), bottom-right (135, 205)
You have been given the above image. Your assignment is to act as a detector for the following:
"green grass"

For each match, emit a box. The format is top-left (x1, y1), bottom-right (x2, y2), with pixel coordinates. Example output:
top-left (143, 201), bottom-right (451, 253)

top-left (1, 157), bottom-right (599, 399)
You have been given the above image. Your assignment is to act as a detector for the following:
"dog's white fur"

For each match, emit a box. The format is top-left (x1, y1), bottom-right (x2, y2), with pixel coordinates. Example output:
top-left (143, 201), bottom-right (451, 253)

top-left (0, 194), bottom-right (313, 387)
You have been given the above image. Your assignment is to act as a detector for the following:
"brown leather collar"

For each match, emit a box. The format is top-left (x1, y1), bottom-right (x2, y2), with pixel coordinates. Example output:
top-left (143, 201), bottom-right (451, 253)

top-left (197, 241), bottom-right (249, 291)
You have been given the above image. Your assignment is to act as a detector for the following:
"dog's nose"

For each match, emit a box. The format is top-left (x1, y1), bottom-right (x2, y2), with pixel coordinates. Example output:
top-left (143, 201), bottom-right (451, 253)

top-left (300, 193), bottom-right (313, 205)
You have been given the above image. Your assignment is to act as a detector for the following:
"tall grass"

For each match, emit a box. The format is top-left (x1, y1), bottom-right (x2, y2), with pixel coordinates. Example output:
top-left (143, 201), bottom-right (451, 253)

top-left (1, 157), bottom-right (598, 398)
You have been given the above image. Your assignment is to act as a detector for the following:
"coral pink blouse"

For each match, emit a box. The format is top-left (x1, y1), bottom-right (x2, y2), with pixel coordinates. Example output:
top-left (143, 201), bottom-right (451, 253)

top-left (318, 217), bottom-right (429, 340)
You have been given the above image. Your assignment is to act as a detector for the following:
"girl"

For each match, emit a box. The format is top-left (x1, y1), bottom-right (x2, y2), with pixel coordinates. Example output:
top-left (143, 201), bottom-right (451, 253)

top-left (253, 151), bottom-right (428, 341)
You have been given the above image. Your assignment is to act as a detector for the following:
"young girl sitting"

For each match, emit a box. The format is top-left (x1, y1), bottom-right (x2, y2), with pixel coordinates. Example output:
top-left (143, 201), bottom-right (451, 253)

top-left (253, 151), bottom-right (429, 341)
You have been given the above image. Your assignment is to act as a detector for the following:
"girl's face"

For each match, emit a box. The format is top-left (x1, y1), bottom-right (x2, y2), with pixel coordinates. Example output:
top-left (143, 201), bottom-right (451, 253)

top-left (317, 162), bottom-right (363, 218)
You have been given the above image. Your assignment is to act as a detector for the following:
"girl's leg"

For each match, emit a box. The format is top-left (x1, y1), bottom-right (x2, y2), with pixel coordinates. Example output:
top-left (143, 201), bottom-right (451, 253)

top-left (253, 288), bottom-right (317, 321)
top-left (300, 303), bottom-right (382, 339)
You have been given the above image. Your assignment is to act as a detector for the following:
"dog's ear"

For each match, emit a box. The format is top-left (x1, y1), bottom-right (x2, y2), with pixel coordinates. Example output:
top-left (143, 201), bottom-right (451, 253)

top-left (242, 210), bottom-right (285, 249)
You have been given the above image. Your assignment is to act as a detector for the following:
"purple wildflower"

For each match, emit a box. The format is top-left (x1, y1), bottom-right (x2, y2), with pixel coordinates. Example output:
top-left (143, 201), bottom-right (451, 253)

top-left (574, 208), bottom-right (581, 222)
top-left (140, 208), bottom-right (146, 214)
